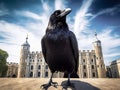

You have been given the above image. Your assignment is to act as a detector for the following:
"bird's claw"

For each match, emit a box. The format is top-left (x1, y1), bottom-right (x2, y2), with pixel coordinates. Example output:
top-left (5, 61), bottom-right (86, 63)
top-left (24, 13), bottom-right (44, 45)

top-left (40, 84), bottom-right (50, 90)
top-left (40, 82), bottom-right (58, 90)
top-left (51, 82), bottom-right (58, 88)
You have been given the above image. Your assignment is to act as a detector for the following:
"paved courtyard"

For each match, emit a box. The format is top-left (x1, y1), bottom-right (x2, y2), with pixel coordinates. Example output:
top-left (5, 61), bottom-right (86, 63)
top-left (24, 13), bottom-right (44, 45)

top-left (0, 78), bottom-right (120, 90)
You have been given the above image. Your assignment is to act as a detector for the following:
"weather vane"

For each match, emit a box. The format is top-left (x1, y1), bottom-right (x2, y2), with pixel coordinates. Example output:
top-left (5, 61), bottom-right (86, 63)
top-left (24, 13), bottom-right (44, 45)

top-left (94, 31), bottom-right (98, 40)
top-left (26, 33), bottom-right (28, 42)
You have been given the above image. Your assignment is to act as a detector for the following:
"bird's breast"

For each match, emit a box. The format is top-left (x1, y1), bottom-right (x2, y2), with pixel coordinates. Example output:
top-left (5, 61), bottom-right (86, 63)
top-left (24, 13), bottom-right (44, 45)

top-left (45, 31), bottom-right (73, 56)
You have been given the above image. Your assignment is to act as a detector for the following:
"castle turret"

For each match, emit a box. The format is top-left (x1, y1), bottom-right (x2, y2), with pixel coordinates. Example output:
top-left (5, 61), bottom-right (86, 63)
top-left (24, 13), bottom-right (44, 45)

top-left (93, 32), bottom-right (106, 78)
top-left (18, 35), bottom-right (30, 78)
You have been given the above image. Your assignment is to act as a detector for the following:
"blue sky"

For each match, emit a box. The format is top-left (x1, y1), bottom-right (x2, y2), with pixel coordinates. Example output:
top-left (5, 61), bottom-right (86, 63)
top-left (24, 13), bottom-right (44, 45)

top-left (0, 0), bottom-right (120, 65)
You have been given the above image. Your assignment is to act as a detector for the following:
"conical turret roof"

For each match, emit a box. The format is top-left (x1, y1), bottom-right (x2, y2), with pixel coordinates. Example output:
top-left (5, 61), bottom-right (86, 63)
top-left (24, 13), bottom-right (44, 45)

top-left (22, 35), bottom-right (30, 47)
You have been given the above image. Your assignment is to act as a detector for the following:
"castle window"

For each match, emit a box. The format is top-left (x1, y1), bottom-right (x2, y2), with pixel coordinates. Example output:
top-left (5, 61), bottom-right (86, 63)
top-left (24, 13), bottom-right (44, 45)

top-left (45, 72), bottom-right (48, 77)
top-left (31, 65), bottom-right (33, 70)
top-left (30, 72), bottom-right (33, 77)
top-left (83, 59), bottom-right (85, 62)
top-left (91, 59), bottom-right (93, 62)
top-left (29, 56), bottom-right (31, 59)
top-left (46, 65), bottom-right (48, 69)
top-left (92, 72), bottom-right (95, 77)
top-left (38, 72), bottom-right (40, 77)
top-left (38, 65), bottom-right (41, 69)
top-left (83, 65), bottom-right (86, 69)
top-left (84, 72), bottom-right (86, 77)
top-left (92, 65), bottom-right (94, 69)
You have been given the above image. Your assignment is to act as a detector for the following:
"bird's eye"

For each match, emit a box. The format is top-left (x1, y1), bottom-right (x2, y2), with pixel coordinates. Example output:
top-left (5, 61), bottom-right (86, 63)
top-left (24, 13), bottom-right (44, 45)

top-left (54, 11), bottom-right (61, 16)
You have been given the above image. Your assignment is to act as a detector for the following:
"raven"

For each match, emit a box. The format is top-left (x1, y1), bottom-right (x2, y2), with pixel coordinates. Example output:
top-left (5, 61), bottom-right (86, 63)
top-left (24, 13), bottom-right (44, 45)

top-left (41, 8), bottom-right (79, 89)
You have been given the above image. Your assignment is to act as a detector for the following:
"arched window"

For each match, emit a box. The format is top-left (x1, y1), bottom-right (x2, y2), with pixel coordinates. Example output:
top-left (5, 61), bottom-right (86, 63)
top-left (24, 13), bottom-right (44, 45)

top-left (31, 65), bottom-right (33, 70)
top-left (38, 65), bottom-right (41, 69)
top-left (38, 72), bottom-right (40, 77)
top-left (30, 72), bottom-right (33, 77)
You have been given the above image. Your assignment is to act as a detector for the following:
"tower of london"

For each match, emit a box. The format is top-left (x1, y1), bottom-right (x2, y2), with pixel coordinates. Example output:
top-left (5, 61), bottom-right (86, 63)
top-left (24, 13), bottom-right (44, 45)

top-left (18, 34), bottom-right (106, 78)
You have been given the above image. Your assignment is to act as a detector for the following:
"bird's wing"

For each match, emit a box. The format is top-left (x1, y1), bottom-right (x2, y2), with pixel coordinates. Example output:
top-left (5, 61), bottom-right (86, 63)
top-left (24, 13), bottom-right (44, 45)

top-left (69, 31), bottom-right (79, 72)
top-left (41, 36), bottom-right (47, 63)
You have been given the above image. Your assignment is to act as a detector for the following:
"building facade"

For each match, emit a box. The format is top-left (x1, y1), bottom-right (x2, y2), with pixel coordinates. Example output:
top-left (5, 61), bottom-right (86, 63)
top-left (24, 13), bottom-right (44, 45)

top-left (78, 50), bottom-right (98, 78)
top-left (18, 34), bottom-right (106, 78)
top-left (106, 66), bottom-right (112, 78)
top-left (109, 59), bottom-right (120, 78)
top-left (6, 62), bottom-right (18, 77)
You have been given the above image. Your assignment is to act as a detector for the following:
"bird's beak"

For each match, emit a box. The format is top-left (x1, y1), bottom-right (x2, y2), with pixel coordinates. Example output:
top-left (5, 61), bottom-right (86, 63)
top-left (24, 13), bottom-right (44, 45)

top-left (58, 8), bottom-right (71, 17)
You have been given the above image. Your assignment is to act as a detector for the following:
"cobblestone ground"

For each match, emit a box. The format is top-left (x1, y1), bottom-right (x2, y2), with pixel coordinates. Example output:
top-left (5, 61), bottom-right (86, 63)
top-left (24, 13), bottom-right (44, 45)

top-left (0, 78), bottom-right (120, 90)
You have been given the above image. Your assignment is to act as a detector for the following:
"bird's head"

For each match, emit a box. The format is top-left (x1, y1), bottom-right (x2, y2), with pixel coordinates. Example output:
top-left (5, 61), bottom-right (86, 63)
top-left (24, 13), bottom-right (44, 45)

top-left (46, 8), bottom-right (71, 32)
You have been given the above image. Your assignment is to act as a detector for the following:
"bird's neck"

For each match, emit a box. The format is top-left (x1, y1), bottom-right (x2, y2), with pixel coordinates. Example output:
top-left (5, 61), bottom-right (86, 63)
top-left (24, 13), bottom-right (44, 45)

top-left (46, 22), bottom-right (69, 34)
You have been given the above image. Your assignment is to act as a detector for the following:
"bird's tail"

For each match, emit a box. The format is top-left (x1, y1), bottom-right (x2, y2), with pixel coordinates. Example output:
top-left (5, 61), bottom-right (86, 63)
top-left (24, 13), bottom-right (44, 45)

top-left (64, 72), bottom-right (79, 78)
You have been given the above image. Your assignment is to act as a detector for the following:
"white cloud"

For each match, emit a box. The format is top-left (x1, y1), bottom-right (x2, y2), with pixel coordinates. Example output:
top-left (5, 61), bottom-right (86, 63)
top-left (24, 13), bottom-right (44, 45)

top-left (55, 0), bottom-right (67, 10)
top-left (15, 11), bottom-right (41, 20)
top-left (15, 10), bottom-right (48, 36)
top-left (14, 10), bottom-right (50, 23)
top-left (41, 0), bottom-right (52, 13)
top-left (98, 29), bottom-right (120, 53)
top-left (74, 0), bottom-right (93, 37)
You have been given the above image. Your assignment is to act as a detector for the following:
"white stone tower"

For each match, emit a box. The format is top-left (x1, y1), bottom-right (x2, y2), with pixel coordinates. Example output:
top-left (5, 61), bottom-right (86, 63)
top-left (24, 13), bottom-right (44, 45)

top-left (18, 35), bottom-right (30, 78)
top-left (93, 32), bottom-right (106, 78)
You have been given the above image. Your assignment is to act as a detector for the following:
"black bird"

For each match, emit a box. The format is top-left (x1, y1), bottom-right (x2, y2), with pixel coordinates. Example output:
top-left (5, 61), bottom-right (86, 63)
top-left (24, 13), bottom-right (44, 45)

top-left (41, 8), bottom-right (79, 89)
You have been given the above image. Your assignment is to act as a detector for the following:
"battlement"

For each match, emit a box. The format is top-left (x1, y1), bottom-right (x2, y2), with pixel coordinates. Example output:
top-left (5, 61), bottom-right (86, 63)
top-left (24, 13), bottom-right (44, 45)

top-left (110, 59), bottom-right (120, 65)
top-left (29, 51), bottom-right (43, 59)
top-left (7, 62), bottom-right (18, 66)
top-left (31, 51), bottom-right (42, 55)
top-left (79, 50), bottom-right (95, 53)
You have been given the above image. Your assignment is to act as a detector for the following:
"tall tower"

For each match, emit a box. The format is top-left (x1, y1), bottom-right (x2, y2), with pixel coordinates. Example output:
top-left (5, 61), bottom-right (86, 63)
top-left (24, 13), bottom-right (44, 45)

top-left (18, 35), bottom-right (30, 78)
top-left (93, 32), bottom-right (106, 78)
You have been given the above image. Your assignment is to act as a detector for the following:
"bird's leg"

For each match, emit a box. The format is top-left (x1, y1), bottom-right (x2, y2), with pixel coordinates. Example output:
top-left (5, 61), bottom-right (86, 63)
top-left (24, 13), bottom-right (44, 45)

top-left (62, 74), bottom-right (75, 90)
top-left (40, 73), bottom-right (58, 90)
